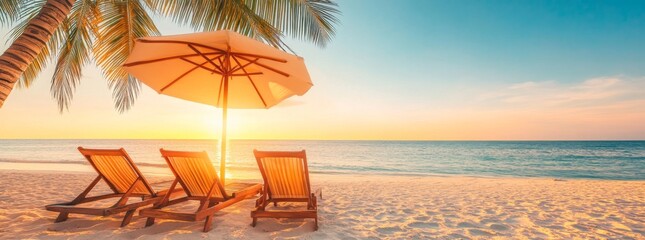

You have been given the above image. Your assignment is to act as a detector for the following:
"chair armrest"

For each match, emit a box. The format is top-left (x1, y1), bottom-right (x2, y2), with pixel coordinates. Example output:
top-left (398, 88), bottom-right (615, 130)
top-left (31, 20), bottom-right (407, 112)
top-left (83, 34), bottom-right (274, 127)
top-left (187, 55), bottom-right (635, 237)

top-left (314, 188), bottom-right (322, 199)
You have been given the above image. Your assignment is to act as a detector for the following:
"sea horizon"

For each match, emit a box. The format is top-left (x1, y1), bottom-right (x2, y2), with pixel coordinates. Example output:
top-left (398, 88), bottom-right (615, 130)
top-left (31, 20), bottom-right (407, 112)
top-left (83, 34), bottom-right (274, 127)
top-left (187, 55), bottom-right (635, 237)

top-left (2, 138), bottom-right (645, 142)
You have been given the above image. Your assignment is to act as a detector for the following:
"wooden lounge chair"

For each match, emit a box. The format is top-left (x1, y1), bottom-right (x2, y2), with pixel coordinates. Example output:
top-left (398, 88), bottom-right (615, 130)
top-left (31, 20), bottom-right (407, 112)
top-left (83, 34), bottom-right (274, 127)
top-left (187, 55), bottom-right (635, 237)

top-left (46, 147), bottom-right (168, 227)
top-left (251, 150), bottom-right (319, 230)
top-left (139, 149), bottom-right (262, 232)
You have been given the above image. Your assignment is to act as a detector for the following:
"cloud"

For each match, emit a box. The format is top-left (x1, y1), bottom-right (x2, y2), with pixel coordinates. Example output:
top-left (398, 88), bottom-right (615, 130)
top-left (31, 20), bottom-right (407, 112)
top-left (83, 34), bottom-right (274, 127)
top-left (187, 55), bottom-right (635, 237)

top-left (397, 76), bottom-right (645, 140)
top-left (479, 77), bottom-right (645, 110)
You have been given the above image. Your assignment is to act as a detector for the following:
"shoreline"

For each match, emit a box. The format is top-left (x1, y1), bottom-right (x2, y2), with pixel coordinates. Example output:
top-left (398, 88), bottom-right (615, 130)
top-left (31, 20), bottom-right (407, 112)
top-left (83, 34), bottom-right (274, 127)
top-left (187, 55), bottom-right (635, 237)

top-left (1, 162), bottom-right (643, 182)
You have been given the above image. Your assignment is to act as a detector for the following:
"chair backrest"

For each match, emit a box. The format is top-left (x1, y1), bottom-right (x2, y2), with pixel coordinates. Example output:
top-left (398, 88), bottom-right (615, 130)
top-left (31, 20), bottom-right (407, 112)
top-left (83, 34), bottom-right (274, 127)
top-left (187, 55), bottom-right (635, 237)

top-left (254, 150), bottom-right (311, 199)
top-left (78, 147), bottom-right (153, 195)
top-left (159, 149), bottom-right (226, 199)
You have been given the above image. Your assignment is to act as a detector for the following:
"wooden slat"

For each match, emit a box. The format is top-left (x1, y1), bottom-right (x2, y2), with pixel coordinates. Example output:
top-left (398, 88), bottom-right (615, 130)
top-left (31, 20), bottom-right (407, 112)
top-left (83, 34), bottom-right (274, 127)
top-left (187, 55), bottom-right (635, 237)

top-left (269, 198), bottom-right (309, 202)
top-left (229, 183), bottom-right (262, 198)
top-left (45, 147), bottom-right (165, 227)
top-left (251, 210), bottom-right (317, 219)
top-left (160, 149), bottom-right (226, 199)
top-left (105, 197), bottom-right (161, 215)
top-left (165, 196), bottom-right (190, 206)
top-left (146, 187), bottom-right (184, 200)
top-left (251, 149), bottom-right (318, 230)
top-left (139, 148), bottom-right (263, 232)
top-left (254, 150), bottom-right (313, 200)
top-left (78, 147), bottom-right (153, 195)
top-left (70, 175), bottom-right (102, 204)
top-left (184, 196), bottom-right (226, 202)
top-left (160, 149), bottom-right (209, 158)
top-left (196, 184), bottom-right (261, 220)
top-left (254, 150), bottom-right (306, 158)
top-left (45, 205), bottom-right (107, 216)
top-left (78, 147), bottom-right (127, 156)
top-left (139, 209), bottom-right (197, 221)
top-left (75, 193), bottom-right (122, 204)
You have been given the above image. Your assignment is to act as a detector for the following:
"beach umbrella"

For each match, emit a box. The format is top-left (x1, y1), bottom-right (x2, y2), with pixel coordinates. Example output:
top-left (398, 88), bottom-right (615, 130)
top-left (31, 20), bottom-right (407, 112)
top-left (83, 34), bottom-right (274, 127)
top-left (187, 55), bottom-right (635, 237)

top-left (122, 31), bottom-right (312, 185)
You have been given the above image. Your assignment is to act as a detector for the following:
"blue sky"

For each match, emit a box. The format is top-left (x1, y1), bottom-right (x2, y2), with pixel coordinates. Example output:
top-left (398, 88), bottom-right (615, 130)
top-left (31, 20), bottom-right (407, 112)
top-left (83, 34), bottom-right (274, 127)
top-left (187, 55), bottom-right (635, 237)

top-left (323, 0), bottom-right (645, 82)
top-left (1, 0), bottom-right (644, 140)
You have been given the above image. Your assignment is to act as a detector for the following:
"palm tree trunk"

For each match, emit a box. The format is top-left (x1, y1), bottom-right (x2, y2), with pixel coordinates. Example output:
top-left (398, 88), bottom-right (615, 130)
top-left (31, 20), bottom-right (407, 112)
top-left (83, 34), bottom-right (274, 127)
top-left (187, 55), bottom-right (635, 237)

top-left (0, 0), bottom-right (75, 107)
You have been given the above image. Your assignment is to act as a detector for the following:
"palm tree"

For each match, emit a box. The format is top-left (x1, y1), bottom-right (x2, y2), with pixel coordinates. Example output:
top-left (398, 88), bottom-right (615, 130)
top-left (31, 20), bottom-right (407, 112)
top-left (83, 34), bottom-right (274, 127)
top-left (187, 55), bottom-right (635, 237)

top-left (0, 0), bottom-right (339, 111)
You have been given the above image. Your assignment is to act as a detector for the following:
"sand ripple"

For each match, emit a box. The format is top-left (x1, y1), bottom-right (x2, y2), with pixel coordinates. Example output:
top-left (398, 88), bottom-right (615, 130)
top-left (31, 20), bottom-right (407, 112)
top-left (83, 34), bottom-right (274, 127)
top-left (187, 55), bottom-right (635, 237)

top-left (0, 171), bottom-right (643, 239)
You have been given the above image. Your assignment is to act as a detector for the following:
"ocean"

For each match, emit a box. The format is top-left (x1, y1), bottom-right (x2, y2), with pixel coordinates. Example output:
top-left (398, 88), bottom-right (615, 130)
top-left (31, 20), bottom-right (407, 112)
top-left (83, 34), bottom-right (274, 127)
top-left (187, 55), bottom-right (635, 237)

top-left (0, 139), bottom-right (643, 180)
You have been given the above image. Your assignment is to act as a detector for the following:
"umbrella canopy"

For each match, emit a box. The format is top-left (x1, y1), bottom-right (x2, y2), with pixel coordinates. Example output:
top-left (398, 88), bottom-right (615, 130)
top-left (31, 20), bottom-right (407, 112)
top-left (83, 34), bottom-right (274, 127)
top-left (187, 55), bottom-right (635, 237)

top-left (123, 30), bottom-right (313, 184)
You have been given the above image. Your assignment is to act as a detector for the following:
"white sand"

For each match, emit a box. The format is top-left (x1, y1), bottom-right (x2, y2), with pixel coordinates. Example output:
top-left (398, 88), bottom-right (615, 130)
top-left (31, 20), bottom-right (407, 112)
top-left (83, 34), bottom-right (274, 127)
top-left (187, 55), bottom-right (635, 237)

top-left (0, 170), bottom-right (643, 239)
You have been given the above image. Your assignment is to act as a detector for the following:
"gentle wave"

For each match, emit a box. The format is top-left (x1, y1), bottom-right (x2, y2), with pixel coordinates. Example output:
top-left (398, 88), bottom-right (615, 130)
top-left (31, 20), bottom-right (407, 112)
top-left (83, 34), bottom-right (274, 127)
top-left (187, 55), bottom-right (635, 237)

top-left (0, 158), bottom-right (169, 168)
top-left (0, 140), bottom-right (643, 180)
top-left (0, 158), bottom-right (458, 177)
top-left (0, 158), bottom-right (352, 175)
top-left (0, 158), bottom-right (89, 165)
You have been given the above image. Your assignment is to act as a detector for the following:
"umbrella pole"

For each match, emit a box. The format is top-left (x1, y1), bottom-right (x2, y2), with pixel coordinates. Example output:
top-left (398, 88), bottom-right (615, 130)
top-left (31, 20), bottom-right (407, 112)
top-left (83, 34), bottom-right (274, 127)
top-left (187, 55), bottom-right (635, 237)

top-left (221, 73), bottom-right (229, 186)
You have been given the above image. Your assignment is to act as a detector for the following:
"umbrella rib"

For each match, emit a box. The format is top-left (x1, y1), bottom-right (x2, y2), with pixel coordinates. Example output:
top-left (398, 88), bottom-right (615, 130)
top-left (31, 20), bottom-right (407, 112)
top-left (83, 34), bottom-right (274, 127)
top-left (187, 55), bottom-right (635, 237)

top-left (180, 57), bottom-right (223, 75)
top-left (123, 52), bottom-right (221, 67)
top-left (230, 57), bottom-right (259, 74)
top-left (230, 52), bottom-right (287, 63)
top-left (160, 65), bottom-right (200, 93)
top-left (217, 56), bottom-right (225, 72)
top-left (159, 54), bottom-right (223, 93)
top-left (232, 56), bottom-right (267, 108)
top-left (230, 72), bottom-right (263, 76)
top-left (235, 55), bottom-right (290, 77)
top-left (135, 39), bottom-right (287, 63)
top-left (188, 44), bottom-right (221, 73)
top-left (205, 55), bottom-right (224, 73)
top-left (137, 39), bottom-right (226, 54)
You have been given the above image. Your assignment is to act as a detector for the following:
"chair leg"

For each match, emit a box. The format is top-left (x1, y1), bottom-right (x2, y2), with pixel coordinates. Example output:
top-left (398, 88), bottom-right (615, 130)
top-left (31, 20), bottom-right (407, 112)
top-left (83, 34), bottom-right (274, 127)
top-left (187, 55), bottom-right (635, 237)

top-left (121, 209), bottom-right (136, 227)
top-left (55, 212), bottom-right (69, 223)
top-left (203, 215), bottom-right (214, 232)
top-left (273, 202), bottom-right (277, 207)
top-left (145, 217), bottom-right (155, 227)
top-left (314, 217), bottom-right (318, 231)
top-left (251, 217), bottom-right (257, 227)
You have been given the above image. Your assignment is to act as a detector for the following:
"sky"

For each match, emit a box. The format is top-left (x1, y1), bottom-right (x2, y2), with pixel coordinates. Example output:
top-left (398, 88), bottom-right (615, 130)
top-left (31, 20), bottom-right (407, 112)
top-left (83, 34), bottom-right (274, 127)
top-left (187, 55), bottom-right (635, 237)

top-left (1, 0), bottom-right (645, 140)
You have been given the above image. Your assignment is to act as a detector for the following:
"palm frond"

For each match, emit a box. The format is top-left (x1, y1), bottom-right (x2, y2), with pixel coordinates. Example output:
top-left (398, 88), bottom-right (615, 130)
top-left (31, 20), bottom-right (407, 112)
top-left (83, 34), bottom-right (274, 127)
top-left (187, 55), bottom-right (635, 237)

top-left (94, 0), bottom-right (159, 112)
top-left (7, 0), bottom-right (67, 88)
top-left (17, 31), bottom-right (60, 88)
top-left (0, 0), bottom-right (21, 26)
top-left (148, 0), bottom-right (282, 47)
top-left (5, 0), bottom-right (340, 113)
top-left (248, 0), bottom-right (340, 48)
top-left (6, 0), bottom-right (46, 41)
top-left (51, 0), bottom-right (99, 112)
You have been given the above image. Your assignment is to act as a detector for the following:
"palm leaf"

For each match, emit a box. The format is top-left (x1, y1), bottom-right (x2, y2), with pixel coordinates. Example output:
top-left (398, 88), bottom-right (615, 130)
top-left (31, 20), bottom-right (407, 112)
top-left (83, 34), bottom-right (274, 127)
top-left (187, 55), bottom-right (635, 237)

top-left (248, 0), bottom-right (340, 48)
top-left (17, 31), bottom-right (62, 88)
top-left (6, 0), bottom-right (47, 41)
top-left (0, 0), bottom-right (21, 25)
top-left (7, 0), bottom-right (67, 88)
top-left (4, 0), bottom-right (340, 112)
top-left (51, 0), bottom-right (99, 112)
top-left (149, 0), bottom-right (282, 47)
top-left (94, 0), bottom-right (159, 112)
